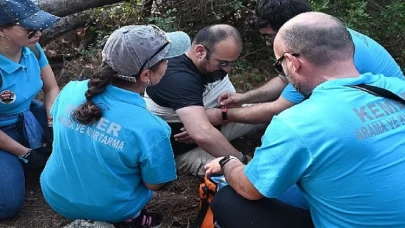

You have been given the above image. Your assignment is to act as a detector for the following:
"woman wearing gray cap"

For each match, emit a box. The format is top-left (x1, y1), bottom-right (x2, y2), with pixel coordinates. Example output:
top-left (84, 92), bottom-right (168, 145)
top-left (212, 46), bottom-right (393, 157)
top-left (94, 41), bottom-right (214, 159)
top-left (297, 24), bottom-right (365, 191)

top-left (40, 25), bottom-right (191, 227)
top-left (0, 0), bottom-right (59, 219)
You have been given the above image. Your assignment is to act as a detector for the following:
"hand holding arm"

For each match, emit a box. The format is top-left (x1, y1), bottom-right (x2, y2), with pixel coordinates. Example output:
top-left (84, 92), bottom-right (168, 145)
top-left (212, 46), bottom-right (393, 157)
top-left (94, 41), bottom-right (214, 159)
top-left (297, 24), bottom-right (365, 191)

top-left (176, 106), bottom-right (240, 157)
top-left (217, 91), bottom-right (247, 107)
top-left (233, 75), bottom-right (288, 104)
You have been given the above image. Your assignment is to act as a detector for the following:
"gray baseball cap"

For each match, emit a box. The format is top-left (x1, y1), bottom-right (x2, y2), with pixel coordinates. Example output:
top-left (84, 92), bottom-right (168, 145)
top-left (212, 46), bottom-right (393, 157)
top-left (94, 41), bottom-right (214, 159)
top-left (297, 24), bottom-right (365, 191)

top-left (102, 25), bottom-right (191, 82)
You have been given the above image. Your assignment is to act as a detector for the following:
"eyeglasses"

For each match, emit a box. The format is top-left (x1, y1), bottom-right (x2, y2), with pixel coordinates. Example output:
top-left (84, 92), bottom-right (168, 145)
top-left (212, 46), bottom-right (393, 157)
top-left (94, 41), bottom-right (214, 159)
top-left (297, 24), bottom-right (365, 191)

top-left (203, 45), bottom-right (237, 68)
top-left (28, 30), bottom-right (40, 39)
top-left (273, 53), bottom-right (300, 75)
top-left (134, 41), bottom-right (170, 77)
top-left (11, 27), bottom-right (41, 39)
top-left (260, 33), bottom-right (276, 43)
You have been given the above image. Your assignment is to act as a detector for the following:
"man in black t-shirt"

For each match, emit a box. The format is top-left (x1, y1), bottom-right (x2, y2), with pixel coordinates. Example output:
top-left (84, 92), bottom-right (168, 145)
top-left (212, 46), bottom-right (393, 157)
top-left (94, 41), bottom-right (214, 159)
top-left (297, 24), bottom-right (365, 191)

top-left (145, 24), bottom-right (262, 176)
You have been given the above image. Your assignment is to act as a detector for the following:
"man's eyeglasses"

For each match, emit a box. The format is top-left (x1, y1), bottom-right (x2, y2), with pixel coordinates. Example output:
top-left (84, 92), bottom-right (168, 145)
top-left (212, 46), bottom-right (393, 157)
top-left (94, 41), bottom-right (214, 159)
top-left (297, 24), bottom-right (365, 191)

top-left (203, 45), bottom-right (237, 68)
top-left (134, 41), bottom-right (170, 77)
top-left (273, 53), bottom-right (300, 75)
top-left (260, 33), bottom-right (276, 43)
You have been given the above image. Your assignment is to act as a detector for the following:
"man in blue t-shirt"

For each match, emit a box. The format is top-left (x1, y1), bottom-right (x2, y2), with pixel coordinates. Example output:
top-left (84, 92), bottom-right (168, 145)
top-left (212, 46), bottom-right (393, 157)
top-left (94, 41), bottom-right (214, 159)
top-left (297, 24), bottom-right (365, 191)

top-left (216, 0), bottom-right (404, 124)
top-left (205, 12), bottom-right (405, 227)
top-left (213, 0), bottom-right (404, 210)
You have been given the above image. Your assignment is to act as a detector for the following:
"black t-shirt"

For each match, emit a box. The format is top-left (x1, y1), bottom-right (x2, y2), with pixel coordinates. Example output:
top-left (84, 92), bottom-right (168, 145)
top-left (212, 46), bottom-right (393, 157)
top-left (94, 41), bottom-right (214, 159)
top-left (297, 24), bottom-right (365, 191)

top-left (147, 54), bottom-right (217, 155)
top-left (146, 54), bottom-right (205, 110)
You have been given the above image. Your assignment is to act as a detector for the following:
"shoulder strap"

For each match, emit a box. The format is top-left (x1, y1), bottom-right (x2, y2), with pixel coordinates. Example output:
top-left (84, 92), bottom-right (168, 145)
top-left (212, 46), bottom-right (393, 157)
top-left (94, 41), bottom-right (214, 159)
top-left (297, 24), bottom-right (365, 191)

top-left (348, 84), bottom-right (405, 105)
top-left (190, 196), bottom-right (210, 228)
top-left (28, 45), bottom-right (41, 60)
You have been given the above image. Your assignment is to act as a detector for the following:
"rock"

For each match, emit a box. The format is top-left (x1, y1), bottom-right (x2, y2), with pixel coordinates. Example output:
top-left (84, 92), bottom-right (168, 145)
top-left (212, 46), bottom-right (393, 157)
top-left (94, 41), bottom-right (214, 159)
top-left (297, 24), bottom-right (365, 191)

top-left (63, 220), bottom-right (114, 228)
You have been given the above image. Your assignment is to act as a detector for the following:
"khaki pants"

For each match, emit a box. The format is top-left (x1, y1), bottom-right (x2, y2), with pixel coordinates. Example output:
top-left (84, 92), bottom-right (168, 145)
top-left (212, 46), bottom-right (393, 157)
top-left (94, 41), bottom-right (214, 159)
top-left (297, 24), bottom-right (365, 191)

top-left (175, 76), bottom-right (266, 176)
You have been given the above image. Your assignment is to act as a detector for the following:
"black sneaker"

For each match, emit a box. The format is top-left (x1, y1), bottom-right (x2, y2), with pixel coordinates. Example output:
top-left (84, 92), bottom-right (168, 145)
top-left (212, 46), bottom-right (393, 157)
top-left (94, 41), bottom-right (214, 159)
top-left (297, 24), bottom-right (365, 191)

top-left (115, 210), bottom-right (163, 228)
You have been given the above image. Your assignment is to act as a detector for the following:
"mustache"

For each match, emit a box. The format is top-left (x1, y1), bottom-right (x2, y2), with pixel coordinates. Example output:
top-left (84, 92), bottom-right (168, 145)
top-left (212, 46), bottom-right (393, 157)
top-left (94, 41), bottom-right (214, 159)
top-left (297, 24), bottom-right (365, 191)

top-left (209, 69), bottom-right (227, 77)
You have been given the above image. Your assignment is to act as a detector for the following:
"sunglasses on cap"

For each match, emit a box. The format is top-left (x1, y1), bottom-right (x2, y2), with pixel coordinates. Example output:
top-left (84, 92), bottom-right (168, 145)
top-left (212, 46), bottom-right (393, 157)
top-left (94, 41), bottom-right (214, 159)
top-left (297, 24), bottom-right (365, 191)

top-left (272, 53), bottom-right (300, 76)
top-left (134, 25), bottom-right (171, 77)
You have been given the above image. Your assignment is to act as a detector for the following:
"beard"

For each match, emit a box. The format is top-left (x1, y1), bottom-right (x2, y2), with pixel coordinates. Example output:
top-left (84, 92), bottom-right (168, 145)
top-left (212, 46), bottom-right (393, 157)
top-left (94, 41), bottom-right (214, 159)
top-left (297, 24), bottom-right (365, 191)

top-left (205, 69), bottom-right (228, 83)
top-left (287, 74), bottom-right (312, 98)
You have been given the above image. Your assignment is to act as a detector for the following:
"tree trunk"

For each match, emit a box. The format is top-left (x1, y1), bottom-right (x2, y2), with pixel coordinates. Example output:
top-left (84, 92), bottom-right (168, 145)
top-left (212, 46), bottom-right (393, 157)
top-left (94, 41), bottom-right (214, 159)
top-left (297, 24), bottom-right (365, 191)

top-left (33, 0), bottom-right (127, 44)
top-left (35, 0), bottom-right (127, 17)
top-left (40, 13), bottom-right (88, 45)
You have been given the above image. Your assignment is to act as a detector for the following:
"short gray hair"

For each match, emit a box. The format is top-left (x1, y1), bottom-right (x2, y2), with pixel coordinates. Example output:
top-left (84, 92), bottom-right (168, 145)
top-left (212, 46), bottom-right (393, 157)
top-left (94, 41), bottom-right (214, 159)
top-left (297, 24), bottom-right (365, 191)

top-left (280, 15), bottom-right (354, 66)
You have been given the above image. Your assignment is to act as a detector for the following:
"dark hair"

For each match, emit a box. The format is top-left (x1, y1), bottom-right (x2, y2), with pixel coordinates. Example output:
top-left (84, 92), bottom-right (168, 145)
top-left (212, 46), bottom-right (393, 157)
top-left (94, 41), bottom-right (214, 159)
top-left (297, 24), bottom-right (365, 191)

top-left (255, 0), bottom-right (313, 31)
top-left (193, 24), bottom-right (242, 52)
top-left (72, 60), bottom-right (164, 125)
top-left (281, 15), bottom-right (354, 66)
top-left (72, 63), bottom-right (115, 125)
top-left (0, 23), bottom-right (14, 29)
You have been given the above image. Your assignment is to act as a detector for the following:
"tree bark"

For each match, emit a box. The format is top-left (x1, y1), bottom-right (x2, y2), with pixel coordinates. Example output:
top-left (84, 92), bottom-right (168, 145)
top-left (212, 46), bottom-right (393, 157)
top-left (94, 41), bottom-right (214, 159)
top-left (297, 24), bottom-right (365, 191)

top-left (33, 0), bottom-right (127, 44)
top-left (34, 0), bottom-right (127, 17)
top-left (40, 13), bottom-right (88, 45)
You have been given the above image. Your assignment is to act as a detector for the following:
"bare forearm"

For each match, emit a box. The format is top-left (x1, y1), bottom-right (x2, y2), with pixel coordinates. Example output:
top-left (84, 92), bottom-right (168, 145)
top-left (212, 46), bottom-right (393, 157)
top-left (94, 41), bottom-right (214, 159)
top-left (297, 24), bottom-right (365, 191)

top-left (193, 128), bottom-right (240, 157)
top-left (227, 103), bottom-right (277, 124)
top-left (242, 76), bottom-right (288, 103)
top-left (223, 159), bottom-right (262, 200)
top-left (227, 97), bottom-right (295, 124)
top-left (0, 130), bottom-right (29, 156)
top-left (43, 87), bottom-right (60, 119)
top-left (205, 108), bottom-right (222, 126)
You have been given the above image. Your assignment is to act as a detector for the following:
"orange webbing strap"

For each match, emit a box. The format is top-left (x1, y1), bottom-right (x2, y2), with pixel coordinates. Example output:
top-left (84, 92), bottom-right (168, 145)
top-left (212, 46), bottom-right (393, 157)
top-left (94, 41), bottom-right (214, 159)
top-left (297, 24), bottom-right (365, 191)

top-left (190, 177), bottom-right (218, 228)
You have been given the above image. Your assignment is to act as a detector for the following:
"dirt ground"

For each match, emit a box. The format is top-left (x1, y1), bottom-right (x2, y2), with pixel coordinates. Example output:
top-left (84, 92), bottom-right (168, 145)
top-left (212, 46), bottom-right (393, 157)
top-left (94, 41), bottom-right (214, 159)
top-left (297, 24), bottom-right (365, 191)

top-left (0, 29), bottom-right (267, 228)
top-left (0, 132), bottom-right (263, 228)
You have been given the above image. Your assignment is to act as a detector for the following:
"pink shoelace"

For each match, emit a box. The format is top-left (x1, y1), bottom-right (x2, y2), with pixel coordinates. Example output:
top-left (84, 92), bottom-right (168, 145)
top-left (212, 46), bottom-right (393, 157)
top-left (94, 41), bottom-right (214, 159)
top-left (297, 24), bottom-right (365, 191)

top-left (124, 215), bottom-right (153, 227)
top-left (141, 215), bottom-right (153, 226)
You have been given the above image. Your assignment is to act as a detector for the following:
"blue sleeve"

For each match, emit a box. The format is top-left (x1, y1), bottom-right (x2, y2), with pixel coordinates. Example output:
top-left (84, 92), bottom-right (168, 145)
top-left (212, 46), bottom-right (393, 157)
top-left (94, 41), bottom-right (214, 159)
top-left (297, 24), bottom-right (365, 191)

top-left (281, 83), bottom-right (305, 104)
top-left (140, 132), bottom-right (177, 185)
top-left (36, 43), bottom-right (49, 68)
top-left (244, 116), bottom-right (313, 198)
top-left (349, 29), bottom-right (404, 79)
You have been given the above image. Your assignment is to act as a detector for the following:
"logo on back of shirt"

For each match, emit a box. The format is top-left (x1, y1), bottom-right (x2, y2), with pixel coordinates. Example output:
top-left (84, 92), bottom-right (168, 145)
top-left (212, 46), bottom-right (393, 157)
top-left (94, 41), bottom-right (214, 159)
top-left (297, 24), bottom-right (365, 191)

top-left (0, 90), bottom-right (16, 104)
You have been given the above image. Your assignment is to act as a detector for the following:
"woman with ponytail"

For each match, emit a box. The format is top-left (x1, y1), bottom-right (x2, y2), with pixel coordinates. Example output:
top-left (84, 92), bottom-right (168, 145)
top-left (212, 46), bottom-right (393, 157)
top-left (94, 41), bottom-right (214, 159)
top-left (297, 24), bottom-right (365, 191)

top-left (40, 25), bottom-right (191, 227)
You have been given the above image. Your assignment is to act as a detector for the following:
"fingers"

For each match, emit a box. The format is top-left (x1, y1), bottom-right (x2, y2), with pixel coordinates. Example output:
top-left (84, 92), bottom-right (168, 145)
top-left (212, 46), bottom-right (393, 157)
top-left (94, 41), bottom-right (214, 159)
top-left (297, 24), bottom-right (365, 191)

top-left (217, 92), bottom-right (229, 105)
top-left (174, 130), bottom-right (195, 144)
top-left (174, 131), bottom-right (188, 138)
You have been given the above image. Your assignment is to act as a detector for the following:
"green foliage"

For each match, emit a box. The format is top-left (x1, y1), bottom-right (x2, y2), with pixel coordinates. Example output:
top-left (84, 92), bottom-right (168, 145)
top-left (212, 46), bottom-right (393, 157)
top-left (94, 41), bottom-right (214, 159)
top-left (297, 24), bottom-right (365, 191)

top-left (78, 0), bottom-right (142, 61)
top-left (311, 0), bottom-right (405, 69)
top-left (146, 8), bottom-right (178, 32)
top-left (76, 0), bottom-right (404, 90)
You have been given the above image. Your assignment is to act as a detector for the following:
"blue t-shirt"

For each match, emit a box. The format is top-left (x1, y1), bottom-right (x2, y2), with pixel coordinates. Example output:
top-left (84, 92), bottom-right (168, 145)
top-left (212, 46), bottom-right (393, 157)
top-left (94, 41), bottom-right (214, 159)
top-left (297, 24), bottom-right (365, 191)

top-left (245, 73), bottom-right (405, 227)
top-left (282, 29), bottom-right (404, 104)
top-left (0, 43), bottom-right (48, 126)
top-left (40, 80), bottom-right (177, 223)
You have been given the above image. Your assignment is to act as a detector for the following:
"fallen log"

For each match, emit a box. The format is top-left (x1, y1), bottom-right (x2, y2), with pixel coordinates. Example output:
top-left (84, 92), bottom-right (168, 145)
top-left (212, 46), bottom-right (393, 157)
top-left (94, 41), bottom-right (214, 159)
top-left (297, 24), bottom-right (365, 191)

top-left (35, 0), bottom-right (127, 17)
top-left (40, 13), bottom-right (88, 45)
top-left (33, 0), bottom-right (127, 44)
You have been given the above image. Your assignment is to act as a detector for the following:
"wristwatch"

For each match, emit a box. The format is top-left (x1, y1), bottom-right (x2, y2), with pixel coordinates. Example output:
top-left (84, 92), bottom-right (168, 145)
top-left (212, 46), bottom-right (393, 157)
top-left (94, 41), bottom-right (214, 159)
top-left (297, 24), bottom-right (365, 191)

top-left (18, 149), bottom-right (32, 164)
top-left (239, 152), bottom-right (248, 165)
top-left (219, 155), bottom-right (237, 169)
top-left (221, 107), bottom-right (228, 121)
